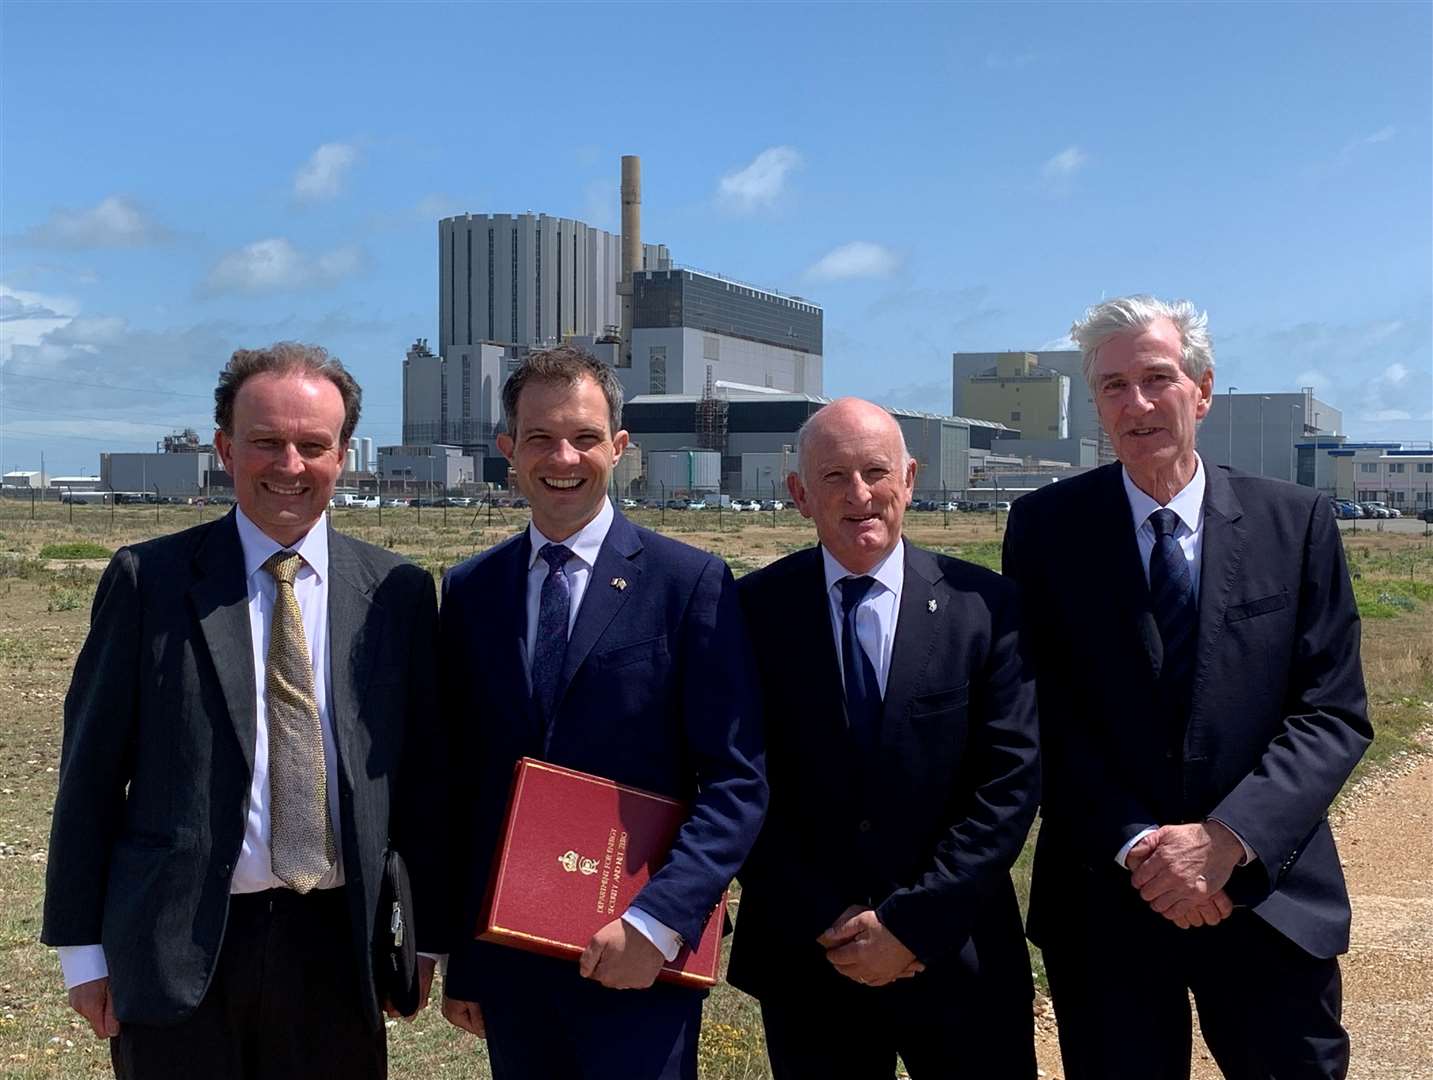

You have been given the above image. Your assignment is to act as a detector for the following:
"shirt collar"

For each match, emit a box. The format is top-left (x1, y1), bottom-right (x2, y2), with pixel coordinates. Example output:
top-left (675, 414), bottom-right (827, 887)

top-left (1122, 453), bottom-right (1207, 534)
top-left (527, 496), bottom-right (615, 571)
top-left (235, 505), bottom-right (329, 584)
top-left (822, 537), bottom-right (905, 598)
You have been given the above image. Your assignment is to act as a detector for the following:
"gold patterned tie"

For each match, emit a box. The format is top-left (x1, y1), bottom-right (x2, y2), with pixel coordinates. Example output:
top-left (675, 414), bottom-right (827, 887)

top-left (262, 550), bottom-right (335, 893)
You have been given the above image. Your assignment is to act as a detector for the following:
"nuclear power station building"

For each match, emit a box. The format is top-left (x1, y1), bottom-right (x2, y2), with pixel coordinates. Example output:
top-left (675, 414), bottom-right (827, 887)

top-left (401, 156), bottom-right (823, 469)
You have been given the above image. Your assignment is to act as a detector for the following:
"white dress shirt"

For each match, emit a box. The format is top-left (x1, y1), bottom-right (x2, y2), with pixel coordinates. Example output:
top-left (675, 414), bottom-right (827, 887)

top-left (821, 539), bottom-right (906, 697)
top-left (58, 508), bottom-right (342, 990)
top-left (523, 498), bottom-right (683, 963)
top-left (1114, 456), bottom-right (1253, 870)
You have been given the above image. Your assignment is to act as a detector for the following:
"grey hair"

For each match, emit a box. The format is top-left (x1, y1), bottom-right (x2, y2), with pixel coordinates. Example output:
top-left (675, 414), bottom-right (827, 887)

top-left (1071, 295), bottom-right (1214, 389)
top-left (793, 400), bottom-right (911, 485)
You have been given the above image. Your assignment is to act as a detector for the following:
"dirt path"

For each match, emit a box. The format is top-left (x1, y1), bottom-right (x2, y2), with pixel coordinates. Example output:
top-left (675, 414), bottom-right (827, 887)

top-left (1033, 740), bottom-right (1433, 1079)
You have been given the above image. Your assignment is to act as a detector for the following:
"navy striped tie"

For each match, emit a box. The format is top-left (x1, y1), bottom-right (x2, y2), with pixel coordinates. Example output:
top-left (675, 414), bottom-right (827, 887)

top-left (1149, 509), bottom-right (1196, 704)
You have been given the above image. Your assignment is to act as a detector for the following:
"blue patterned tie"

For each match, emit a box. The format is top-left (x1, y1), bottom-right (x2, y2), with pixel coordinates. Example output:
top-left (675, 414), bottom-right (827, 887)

top-left (1149, 509), bottom-right (1196, 706)
top-left (839, 576), bottom-right (882, 752)
top-left (531, 543), bottom-right (573, 729)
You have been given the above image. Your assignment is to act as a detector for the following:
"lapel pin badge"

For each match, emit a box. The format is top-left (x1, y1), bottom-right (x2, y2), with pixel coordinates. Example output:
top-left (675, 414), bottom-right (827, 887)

top-left (611, 577), bottom-right (628, 591)
top-left (928, 599), bottom-right (938, 613)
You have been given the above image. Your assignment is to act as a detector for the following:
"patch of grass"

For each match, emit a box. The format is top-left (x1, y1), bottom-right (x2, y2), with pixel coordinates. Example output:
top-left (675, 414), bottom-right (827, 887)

top-left (0, 634), bottom-right (44, 664)
top-left (0, 556), bottom-right (49, 581)
top-left (46, 588), bottom-right (86, 613)
top-left (37, 542), bottom-right (112, 561)
top-left (1353, 578), bottom-right (1433, 618)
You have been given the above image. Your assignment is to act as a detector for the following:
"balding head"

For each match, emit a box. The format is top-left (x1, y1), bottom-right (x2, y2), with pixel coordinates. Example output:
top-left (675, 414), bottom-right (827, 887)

top-left (789, 397), bottom-right (917, 575)
top-left (796, 398), bottom-right (909, 485)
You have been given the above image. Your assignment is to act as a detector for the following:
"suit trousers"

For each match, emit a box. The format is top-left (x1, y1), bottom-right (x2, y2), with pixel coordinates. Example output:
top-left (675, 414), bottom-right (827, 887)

top-left (477, 952), bottom-right (703, 1080)
top-left (1043, 904), bottom-right (1347, 1080)
top-left (110, 887), bottom-right (385, 1080)
top-left (759, 964), bottom-right (1036, 1080)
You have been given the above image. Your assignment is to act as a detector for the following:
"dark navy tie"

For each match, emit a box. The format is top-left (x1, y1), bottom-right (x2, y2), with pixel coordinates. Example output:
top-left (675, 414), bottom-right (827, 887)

top-left (1149, 509), bottom-right (1196, 704)
top-left (839, 575), bottom-right (882, 752)
top-left (531, 543), bottom-right (573, 728)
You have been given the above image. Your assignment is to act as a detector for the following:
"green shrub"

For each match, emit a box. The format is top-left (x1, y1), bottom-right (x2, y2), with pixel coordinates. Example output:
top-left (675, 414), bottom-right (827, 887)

top-left (39, 541), bottom-right (113, 560)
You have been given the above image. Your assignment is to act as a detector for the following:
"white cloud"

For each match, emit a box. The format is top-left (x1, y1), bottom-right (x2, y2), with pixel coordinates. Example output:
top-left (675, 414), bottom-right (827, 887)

top-left (201, 238), bottom-right (366, 296)
top-left (413, 193), bottom-right (462, 220)
top-left (1230, 307), bottom-right (1433, 441)
top-left (717, 146), bottom-right (802, 213)
top-left (46, 316), bottom-right (130, 348)
top-left (15, 195), bottom-right (169, 249)
top-left (1039, 333), bottom-right (1077, 351)
top-left (293, 142), bottom-right (360, 203)
top-left (1364, 409), bottom-right (1412, 422)
top-left (806, 241), bottom-right (900, 282)
top-left (0, 285), bottom-right (80, 360)
top-left (1362, 126), bottom-right (1396, 146)
top-left (1042, 146), bottom-right (1088, 180)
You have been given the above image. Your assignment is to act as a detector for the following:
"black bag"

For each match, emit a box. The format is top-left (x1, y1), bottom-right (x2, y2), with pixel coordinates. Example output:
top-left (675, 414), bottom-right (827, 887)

top-left (375, 848), bottom-right (420, 1017)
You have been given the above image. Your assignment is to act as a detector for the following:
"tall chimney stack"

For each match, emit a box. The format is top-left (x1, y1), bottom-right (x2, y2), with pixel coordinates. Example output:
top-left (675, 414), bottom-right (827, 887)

top-left (618, 155), bottom-right (641, 368)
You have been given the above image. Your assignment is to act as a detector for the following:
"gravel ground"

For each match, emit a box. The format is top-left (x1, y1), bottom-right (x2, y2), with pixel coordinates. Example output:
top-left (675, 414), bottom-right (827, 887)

top-left (1034, 730), bottom-right (1433, 1080)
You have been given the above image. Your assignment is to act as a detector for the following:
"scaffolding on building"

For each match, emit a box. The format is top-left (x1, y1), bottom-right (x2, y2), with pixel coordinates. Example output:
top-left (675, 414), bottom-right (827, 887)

top-left (695, 366), bottom-right (729, 453)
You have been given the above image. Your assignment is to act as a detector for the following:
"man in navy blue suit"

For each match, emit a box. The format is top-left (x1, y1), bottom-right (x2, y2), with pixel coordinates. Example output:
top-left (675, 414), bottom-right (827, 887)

top-left (1003, 296), bottom-right (1372, 1079)
top-left (438, 346), bottom-right (767, 1080)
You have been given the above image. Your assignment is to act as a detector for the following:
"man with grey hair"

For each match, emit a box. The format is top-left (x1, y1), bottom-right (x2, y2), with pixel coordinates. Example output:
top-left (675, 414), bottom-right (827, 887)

top-left (731, 397), bottom-right (1040, 1078)
top-left (1003, 297), bottom-right (1371, 1079)
top-left (42, 343), bottom-right (447, 1078)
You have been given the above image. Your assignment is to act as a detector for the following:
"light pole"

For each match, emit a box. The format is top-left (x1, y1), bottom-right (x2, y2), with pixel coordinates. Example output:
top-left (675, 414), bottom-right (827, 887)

top-left (1290, 404), bottom-right (1300, 484)
top-left (1226, 386), bottom-right (1239, 468)
top-left (1258, 396), bottom-right (1269, 476)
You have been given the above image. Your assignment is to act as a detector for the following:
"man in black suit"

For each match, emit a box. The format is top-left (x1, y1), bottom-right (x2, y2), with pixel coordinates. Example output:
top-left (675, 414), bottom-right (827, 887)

top-left (731, 397), bottom-right (1040, 1079)
top-left (1003, 296), bottom-right (1372, 1079)
top-left (42, 344), bottom-right (446, 1079)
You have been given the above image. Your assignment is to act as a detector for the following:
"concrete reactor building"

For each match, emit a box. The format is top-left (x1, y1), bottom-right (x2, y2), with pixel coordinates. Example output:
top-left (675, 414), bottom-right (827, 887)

top-left (407, 156), bottom-right (822, 475)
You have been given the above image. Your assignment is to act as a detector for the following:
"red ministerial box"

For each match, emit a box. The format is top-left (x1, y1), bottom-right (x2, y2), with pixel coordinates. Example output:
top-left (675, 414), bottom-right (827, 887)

top-left (477, 757), bottom-right (727, 988)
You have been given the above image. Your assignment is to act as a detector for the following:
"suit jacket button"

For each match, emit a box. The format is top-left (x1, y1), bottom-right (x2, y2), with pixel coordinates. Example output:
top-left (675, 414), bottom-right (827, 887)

top-left (858, 819), bottom-right (873, 833)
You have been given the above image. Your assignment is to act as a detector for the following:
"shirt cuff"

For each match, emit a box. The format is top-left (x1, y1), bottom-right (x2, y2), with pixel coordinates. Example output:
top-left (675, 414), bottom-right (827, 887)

top-left (621, 906), bottom-right (682, 962)
top-left (1207, 817), bottom-right (1256, 866)
top-left (1116, 827), bottom-right (1158, 869)
top-left (57, 945), bottom-right (108, 990)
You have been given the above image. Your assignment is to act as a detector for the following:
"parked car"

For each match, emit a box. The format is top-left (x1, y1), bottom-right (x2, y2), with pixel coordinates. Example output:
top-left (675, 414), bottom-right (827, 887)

top-left (686, 500), bottom-right (708, 511)
top-left (382, 498), bottom-right (408, 508)
top-left (1359, 502), bottom-right (1389, 519)
top-left (1331, 499), bottom-right (1363, 519)
top-left (993, 501), bottom-right (1012, 512)
top-left (620, 498), bottom-right (638, 509)
top-left (759, 499), bottom-right (784, 511)
top-left (1420, 508), bottom-right (1433, 524)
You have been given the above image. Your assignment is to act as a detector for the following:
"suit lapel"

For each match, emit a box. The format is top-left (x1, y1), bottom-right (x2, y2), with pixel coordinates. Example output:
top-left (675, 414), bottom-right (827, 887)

top-left (326, 528), bottom-right (385, 797)
top-left (798, 547), bottom-right (849, 735)
top-left (189, 512), bottom-right (259, 776)
top-left (1092, 464), bottom-right (1164, 679)
top-left (879, 544), bottom-right (942, 746)
top-left (1187, 465), bottom-right (1246, 738)
top-left (554, 512), bottom-right (643, 712)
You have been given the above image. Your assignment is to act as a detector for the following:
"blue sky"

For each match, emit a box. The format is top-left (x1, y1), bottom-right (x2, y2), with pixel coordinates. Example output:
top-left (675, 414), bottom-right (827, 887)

top-left (2, 0), bottom-right (1429, 475)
